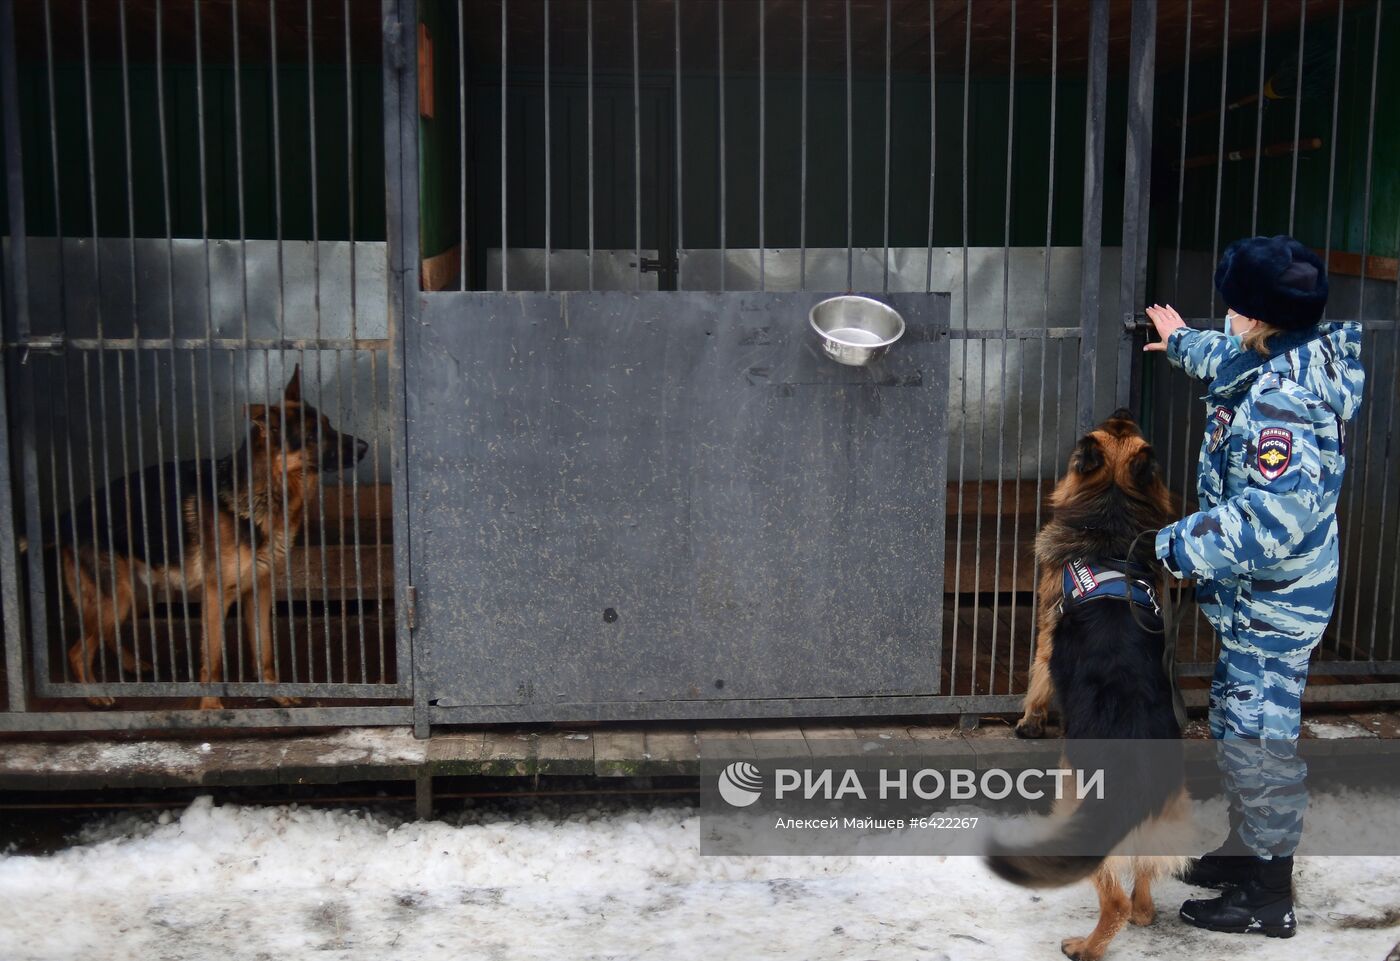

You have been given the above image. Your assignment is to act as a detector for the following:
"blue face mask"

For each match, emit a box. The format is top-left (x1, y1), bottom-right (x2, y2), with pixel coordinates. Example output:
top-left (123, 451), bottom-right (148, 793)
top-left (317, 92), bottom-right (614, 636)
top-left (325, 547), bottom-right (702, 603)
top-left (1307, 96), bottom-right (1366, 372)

top-left (1228, 333), bottom-right (1244, 350)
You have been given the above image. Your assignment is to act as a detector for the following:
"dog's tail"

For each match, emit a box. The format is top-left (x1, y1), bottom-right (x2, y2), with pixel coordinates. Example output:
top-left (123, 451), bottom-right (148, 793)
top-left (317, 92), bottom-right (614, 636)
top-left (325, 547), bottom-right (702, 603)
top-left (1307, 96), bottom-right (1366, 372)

top-left (983, 743), bottom-right (1182, 889)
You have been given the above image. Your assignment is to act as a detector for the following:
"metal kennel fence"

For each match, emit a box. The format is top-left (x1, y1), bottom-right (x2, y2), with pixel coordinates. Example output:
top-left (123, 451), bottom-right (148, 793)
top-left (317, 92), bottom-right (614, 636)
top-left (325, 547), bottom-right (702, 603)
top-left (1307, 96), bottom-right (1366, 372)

top-left (0, 0), bottom-right (1396, 734)
top-left (0, 0), bottom-right (411, 729)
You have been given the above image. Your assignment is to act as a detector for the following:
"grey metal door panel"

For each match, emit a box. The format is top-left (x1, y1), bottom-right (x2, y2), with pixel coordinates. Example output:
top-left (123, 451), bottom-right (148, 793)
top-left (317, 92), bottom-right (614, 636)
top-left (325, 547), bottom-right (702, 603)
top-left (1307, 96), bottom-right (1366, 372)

top-left (407, 291), bottom-right (949, 713)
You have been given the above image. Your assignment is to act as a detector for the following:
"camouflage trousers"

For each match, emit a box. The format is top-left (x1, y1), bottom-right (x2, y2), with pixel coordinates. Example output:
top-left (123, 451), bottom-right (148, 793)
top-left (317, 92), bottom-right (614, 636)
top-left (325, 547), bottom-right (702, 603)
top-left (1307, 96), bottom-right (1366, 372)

top-left (1210, 646), bottom-right (1312, 858)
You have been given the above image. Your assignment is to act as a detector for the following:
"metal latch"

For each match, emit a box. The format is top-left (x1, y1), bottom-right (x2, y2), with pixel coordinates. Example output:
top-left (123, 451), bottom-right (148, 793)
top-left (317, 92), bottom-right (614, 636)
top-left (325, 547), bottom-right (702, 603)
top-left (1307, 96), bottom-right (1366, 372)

top-left (405, 585), bottom-right (417, 630)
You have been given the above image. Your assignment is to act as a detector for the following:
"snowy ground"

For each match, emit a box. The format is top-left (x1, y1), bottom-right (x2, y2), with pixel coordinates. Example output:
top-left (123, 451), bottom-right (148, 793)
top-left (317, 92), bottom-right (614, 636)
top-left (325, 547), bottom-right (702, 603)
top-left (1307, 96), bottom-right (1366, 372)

top-left (1, 798), bottom-right (1398, 961)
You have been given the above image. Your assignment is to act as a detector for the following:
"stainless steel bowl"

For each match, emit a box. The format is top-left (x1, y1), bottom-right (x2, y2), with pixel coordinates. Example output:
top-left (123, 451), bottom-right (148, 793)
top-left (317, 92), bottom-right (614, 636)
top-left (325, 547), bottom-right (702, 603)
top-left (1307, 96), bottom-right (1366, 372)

top-left (808, 295), bottom-right (906, 367)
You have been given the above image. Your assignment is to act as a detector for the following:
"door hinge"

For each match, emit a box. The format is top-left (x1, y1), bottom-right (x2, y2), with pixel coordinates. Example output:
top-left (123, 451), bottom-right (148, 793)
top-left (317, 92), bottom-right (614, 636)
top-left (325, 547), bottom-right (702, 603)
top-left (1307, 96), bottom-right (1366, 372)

top-left (405, 585), bottom-right (417, 631)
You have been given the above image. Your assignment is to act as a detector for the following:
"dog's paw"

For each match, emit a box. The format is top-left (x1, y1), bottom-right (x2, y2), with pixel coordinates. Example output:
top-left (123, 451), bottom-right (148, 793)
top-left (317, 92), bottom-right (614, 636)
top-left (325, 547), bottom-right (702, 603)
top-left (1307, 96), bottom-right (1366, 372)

top-left (1129, 903), bottom-right (1156, 926)
top-left (119, 650), bottom-right (150, 675)
top-left (1061, 937), bottom-right (1099, 961)
top-left (198, 697), bottom-right (225, 711)
top-left (1014, 716), bottom-right (1045, 739)
top-left (86, 695), bottom-right (116, 709)
top-left (267, 695), bottom-right (301, 708)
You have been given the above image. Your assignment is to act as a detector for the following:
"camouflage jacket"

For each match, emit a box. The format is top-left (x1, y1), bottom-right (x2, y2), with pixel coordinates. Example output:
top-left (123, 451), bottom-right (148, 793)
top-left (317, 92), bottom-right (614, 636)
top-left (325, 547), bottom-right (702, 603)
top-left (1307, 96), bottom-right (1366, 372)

top-left (1155, 322), bottom-right (1365, 656)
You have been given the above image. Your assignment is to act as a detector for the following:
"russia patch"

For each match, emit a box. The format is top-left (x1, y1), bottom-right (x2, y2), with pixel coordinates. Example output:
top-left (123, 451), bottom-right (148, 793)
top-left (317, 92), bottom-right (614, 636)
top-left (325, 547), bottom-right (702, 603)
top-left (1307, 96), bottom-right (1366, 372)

top-left (1257, 427), bottom-right (1293, 481)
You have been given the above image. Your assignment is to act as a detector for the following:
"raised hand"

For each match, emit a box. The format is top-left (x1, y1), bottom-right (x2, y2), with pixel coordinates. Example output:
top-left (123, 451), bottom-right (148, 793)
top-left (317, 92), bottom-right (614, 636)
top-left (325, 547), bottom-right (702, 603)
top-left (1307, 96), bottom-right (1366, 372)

top-left (1144, 303), bottom-right (1186, 352)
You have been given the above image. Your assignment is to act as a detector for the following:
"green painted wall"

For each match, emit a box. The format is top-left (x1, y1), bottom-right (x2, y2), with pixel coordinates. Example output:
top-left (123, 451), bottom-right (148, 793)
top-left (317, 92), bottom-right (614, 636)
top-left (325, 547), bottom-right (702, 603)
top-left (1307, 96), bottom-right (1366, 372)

top-left (23, 5), bottom-right (1390, 282)
top-left (13, 60), bottom-right (385, 242)
top-left (1152, 1), bottom-right (1399, 260)
top-left (464, 65), bottom-right (1130, 287)
top-left (417, 0), bottom-right (464, 262)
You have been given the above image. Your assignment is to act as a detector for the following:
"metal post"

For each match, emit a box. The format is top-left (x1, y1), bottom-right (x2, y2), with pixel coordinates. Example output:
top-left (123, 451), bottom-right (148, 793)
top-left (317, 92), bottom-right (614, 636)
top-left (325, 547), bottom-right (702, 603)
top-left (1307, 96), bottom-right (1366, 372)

top-left (718, 0), bottom-right (726, 291)
top-left (459, 0), bottom-right (467, 291)
top-left (1119, 0), bottom-right (1155, 411)
top-left (1340, 2), bottom-right (1383, 656)
top-left (949, 0), bottom-right (973, 690)
top-left (1249, 0), bottom-right (1268, 234)
top-left (988, 0), bottom-right (1017, 691)
top-left (500, 0), bottom-right (508, 291)
top-left (843, 0), bottom-right (852, 291)
top-left (798, 0), bottom-right (807, 290)
top-left (0, 0), bottom-right (35, 712)
top-left (544, 0), bottom-right (551, 292)
top-left (1026, 0), bottom-right (1058, 685)
top-left (383, 0), bottom-right (422, 735)
top-left (1287, 0), bottom-right (1306, 233)
top-left (759, 0), bottom-right (766, 291)
top-left (672, 0), bottom-right (681, 289)
top-left (880, 0), bottom-right (890, 294)
top-left (923, 0), bottom-right (934, 296)
top-left (1207, 0), bottom-right (1231, 322)
top-left (156, 0), bottom-right (198, 680)
top-left (632, 0), bottom-right (640, 291)
top-left (1077, 0), bottom-right (1108, 435)
top-left (118, 0), bottom-right (162, 680)
top-left (416, 770), bottom-right (434, 819)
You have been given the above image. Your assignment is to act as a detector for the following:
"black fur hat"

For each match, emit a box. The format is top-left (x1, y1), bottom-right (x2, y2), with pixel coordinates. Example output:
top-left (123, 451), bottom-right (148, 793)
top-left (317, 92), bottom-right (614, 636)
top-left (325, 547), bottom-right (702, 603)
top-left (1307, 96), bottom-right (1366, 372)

top-left (1213, 235), bottom-right (1328, 330)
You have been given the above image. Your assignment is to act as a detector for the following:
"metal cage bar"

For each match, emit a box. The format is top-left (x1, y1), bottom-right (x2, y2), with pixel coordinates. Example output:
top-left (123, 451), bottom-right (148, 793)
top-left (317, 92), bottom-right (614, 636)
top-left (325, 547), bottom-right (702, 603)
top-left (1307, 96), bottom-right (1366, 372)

top-left (1076, 0), bottom-right (1109, 436)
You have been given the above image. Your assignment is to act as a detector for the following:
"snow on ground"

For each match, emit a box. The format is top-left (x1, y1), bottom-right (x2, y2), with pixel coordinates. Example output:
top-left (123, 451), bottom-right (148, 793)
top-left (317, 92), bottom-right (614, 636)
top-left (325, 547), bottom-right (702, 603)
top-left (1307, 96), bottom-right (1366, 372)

top-left (0, 728), bottom-right (430, 778)
top-left (1304, 719), bottom-right (1379, 740)
top-left (1, 798), bottom-right (1397, 961)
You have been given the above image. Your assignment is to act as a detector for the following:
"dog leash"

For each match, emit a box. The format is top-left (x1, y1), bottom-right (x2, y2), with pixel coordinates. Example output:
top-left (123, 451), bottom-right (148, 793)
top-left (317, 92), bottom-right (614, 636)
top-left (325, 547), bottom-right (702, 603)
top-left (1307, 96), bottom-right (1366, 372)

top-left (1125, 527), bottom-right (1189, 732)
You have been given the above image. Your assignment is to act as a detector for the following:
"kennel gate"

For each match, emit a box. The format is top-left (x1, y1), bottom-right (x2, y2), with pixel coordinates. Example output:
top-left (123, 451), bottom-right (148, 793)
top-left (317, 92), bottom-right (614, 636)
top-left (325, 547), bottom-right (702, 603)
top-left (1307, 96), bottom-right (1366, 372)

top-left (392, 0), bottom-right (1400, 728)
top-left (392, 0), bottom-right (1131, 729)
top-left (2, 0), bottom-right (1398, 733)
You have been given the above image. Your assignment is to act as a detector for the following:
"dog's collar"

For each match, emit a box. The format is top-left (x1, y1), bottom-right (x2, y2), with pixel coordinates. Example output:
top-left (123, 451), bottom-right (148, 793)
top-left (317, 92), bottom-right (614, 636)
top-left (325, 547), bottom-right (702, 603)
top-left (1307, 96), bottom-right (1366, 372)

top-left (1059, 558), bottom-right (1161, 617)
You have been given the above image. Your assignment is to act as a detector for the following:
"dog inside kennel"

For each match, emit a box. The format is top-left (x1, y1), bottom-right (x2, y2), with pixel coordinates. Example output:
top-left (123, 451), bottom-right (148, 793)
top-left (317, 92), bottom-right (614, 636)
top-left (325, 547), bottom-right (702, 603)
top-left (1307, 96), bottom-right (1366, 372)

top-left (2, 0), bottom-right (402, 713)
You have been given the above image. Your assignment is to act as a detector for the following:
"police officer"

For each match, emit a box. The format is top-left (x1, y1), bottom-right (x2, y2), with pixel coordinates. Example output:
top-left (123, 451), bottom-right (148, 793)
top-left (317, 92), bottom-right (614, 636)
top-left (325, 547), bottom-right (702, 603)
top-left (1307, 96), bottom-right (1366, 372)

top-left (1144, 235), bottom-right (1365, 938)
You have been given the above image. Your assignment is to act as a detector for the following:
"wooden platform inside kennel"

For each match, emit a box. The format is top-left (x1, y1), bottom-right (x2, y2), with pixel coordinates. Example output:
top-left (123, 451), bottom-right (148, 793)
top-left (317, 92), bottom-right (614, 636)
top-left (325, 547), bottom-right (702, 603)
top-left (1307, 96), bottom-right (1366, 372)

top-left (14, 478), bottom-right (1392, 714)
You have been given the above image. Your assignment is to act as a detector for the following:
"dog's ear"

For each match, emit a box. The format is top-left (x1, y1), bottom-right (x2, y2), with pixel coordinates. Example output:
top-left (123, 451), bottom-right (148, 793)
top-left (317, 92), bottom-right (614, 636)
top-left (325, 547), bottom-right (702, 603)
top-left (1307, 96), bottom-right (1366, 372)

top-left (1130, 444), bottom-right (1160, 487)
top-left (284, 365), bottom-right (303, 402)
top-left (1071, 435), bottom-right (1104, 475)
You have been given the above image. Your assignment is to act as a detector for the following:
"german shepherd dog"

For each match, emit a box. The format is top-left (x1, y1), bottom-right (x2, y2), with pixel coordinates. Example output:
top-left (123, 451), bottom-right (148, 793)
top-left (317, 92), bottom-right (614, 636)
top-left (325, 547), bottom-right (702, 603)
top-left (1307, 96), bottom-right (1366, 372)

top-left (52, 368), bottom-right (366, 708)
top-left (985, 408), bottom-right (1187, 961)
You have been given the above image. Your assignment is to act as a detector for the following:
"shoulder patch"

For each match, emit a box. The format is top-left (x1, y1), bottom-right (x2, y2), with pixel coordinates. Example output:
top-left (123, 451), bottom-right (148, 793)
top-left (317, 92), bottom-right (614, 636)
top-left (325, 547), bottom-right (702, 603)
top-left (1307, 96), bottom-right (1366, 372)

top-left (1257, 427), bottom-right (1293, 481)
top-left (1256, 371), bottom-right (1283, 392)
top-left (1207, 405), bottom-right (1234, 452)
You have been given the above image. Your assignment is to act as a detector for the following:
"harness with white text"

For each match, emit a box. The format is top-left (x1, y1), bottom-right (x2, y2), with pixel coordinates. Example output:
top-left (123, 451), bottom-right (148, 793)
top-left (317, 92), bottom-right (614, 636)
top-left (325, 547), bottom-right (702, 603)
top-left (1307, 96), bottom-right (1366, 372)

top-left (1059, 558), bottom-right (1161, 618)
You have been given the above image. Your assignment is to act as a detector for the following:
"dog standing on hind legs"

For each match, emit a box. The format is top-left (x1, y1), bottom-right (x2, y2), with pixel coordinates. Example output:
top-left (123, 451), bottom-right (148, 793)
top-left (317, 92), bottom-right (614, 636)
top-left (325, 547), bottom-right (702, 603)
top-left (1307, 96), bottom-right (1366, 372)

top-left (986, 408), bottom-right (1188, 961)
top-left (52, 367), bottom-right (367, 708)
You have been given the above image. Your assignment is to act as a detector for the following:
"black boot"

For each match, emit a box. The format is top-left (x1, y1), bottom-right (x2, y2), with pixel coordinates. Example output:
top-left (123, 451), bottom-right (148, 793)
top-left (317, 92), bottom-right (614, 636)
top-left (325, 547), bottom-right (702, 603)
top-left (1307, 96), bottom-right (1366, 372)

top-left (1181, 852), bottom-right (1256, 889)
top-left (1181, 804), bottom-right (1254, 889)
top-left (1179, 856), bottom-right (1297, 938)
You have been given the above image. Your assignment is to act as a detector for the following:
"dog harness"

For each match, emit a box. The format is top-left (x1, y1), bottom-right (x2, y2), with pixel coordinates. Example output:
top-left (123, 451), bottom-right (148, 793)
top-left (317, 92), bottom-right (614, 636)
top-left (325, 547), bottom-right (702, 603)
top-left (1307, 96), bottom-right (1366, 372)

top-left (1060, 558), bottom-right (1161, 618)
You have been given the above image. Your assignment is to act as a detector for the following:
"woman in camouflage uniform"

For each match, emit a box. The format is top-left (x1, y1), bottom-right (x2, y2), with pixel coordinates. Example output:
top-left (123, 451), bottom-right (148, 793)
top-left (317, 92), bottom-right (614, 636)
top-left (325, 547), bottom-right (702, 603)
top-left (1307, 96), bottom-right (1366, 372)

top-left (1144, 235), bottom-right (1365, 939)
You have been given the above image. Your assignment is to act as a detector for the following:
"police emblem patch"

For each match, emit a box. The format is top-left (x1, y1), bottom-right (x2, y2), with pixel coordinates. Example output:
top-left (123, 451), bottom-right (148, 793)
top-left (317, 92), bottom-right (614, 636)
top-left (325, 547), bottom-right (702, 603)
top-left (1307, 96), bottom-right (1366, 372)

top-left (1257, 426), bottom-right (1293, 481)
top-left (1208, 406), bottom-right (1234, 453)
